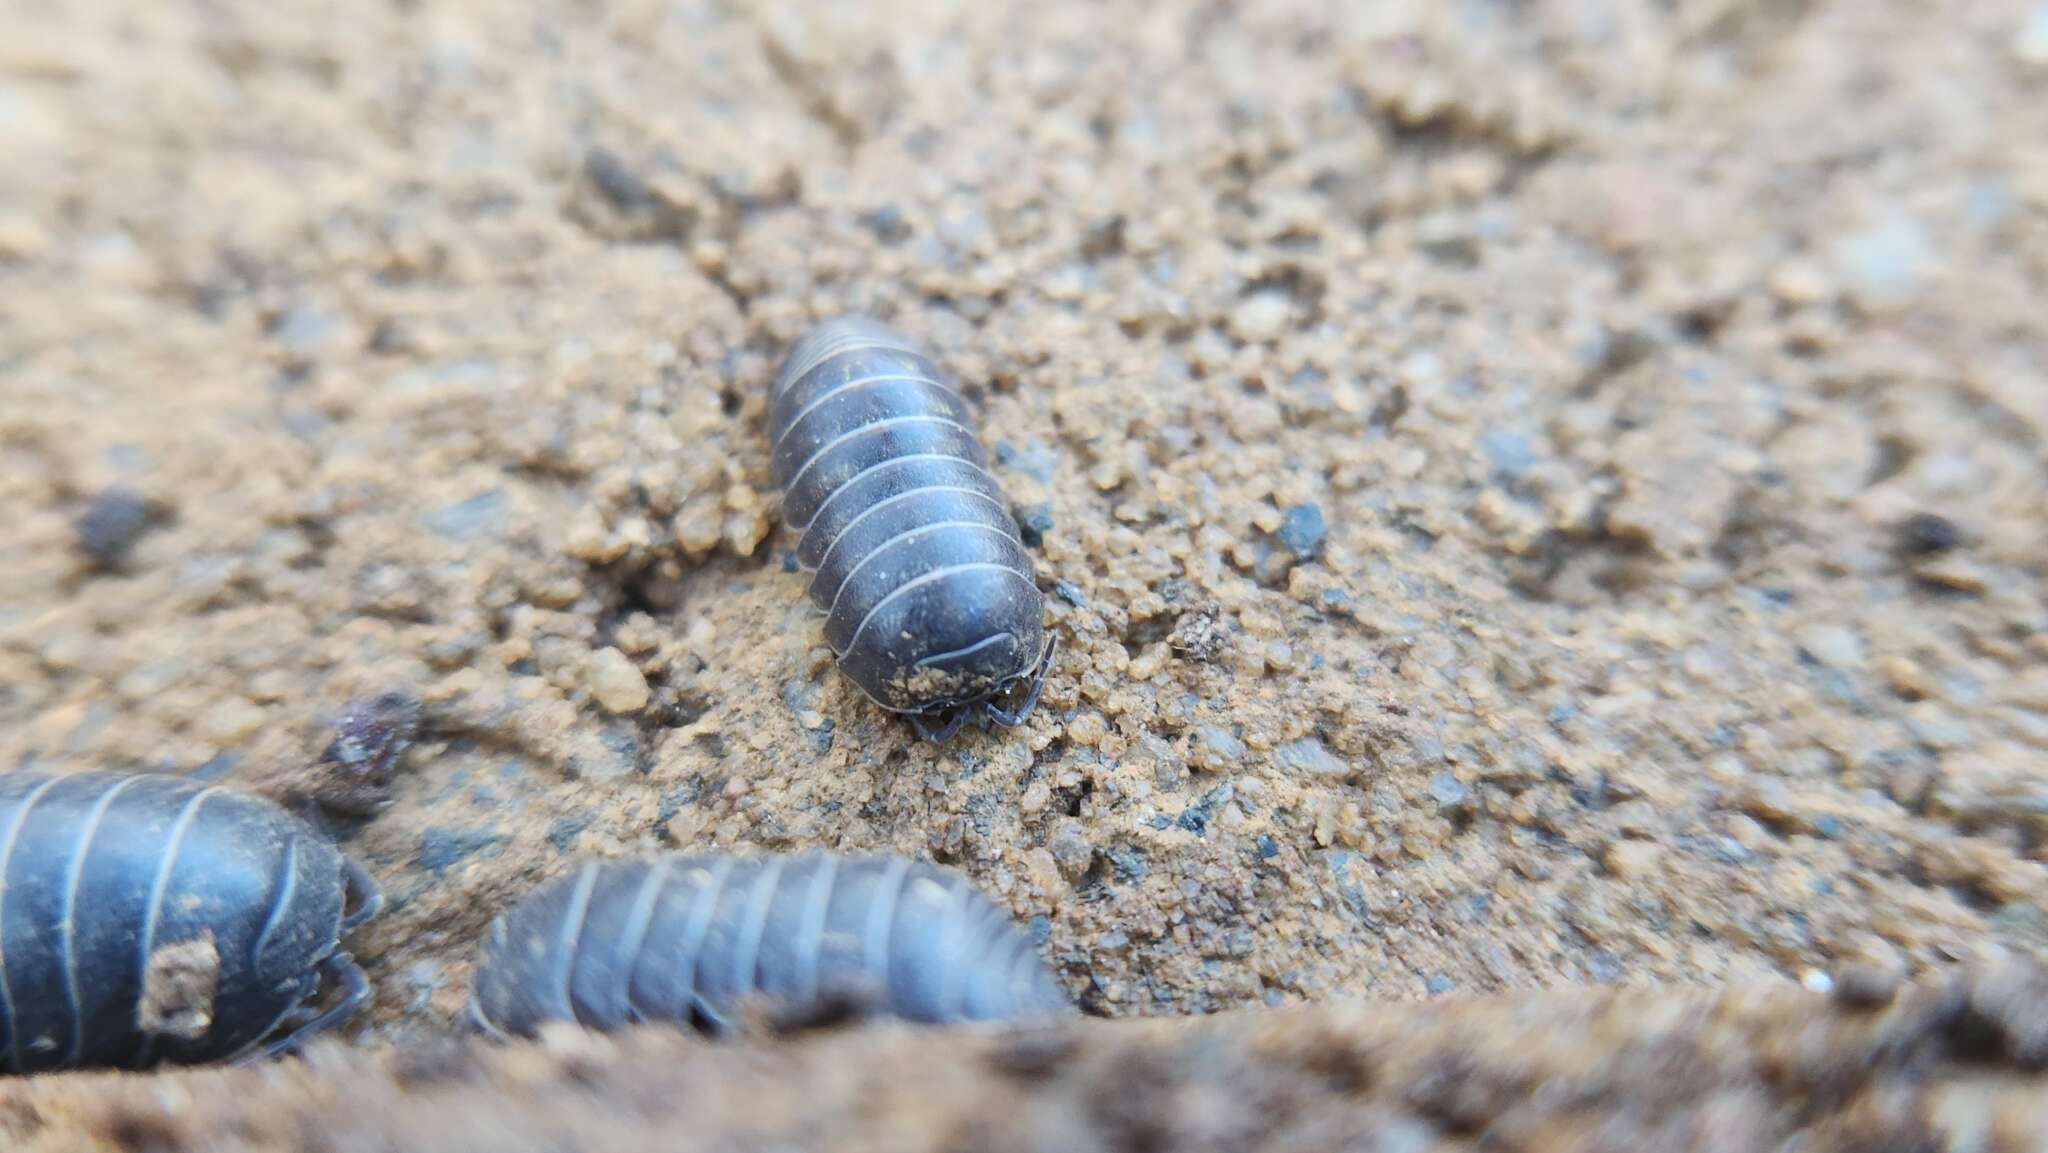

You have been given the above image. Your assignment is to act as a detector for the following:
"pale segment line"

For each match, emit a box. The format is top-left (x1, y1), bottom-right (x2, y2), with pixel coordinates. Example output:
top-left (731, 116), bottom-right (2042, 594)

top-left (0, 777), bottom-right (63, 1071)
top-left (843, 562), bottom-right (1036, 660)
top-left (249, 835), bottom-right (302, 993)
top-left (773, 330), bottom-right (922, 398)
top-left (936, 876), bottom-right (973, 1021)
top-left (772, 373), bottom-right (964, 453)
top-left (782, 415), bottom-right (979, 513)
top-left (730, 857), bottom-right (787, 997)
top-left (810, 486), bottom-right (1010, 588)
top-left (551, 863), bottom-right (601, 1023)
top-left (795, 452), bottom-right (996, 535)
top-left (133, 784), bottom-right (218, 1068)
top-left (795, 855), bottom-right (838, 1003)
top-left (824, 520), bottom-right (1022, 625)
top-left (676, 858), bottom-right (734, 1026)
top-left (615, 857), bottom-right (673, 1025)
top-left (862, 858), bottom-right (911, 994)
top-left (61, 779), bottom-right (148, 1060)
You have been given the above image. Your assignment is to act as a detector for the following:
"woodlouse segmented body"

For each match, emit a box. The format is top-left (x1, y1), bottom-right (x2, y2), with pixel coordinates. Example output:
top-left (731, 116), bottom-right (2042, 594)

top-left (0, 771), bottom-right (381, 1074)
top-left (467, 852), bottom-right (1069, 1039)
top-left (768, 316), bottom-right (1051, 741)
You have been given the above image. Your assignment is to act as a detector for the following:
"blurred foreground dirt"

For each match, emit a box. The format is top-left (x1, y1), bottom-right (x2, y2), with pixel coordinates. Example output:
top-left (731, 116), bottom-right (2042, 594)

top-left (7, 965), bottom-right (2047, 1153)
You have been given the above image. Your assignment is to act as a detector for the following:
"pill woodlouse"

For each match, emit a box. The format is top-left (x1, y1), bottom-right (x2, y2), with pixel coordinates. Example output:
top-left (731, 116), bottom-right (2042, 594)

top-left (467, 852), bottom-right (1069, 1039)
top-left (768, 315), bottom-right (1053, 742)
top-left (0, 771), bottom-right (382, 1074)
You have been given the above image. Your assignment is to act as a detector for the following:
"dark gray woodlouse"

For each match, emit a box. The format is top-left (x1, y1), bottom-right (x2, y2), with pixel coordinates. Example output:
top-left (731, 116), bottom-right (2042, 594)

top-left (467, 852), bottom-right (1069, 1039)
top-left (0, 771), bottom-right (382, 1073)
top-left (769, 316), bottom-right (1052, 741)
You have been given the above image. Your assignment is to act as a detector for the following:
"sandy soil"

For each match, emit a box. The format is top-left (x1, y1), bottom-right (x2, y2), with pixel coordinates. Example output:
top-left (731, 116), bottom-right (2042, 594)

top-left (2, 0), bottom-right (2046, 1143)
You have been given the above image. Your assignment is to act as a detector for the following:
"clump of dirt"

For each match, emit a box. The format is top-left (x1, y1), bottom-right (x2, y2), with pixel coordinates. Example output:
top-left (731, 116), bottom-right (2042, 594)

top-left (1, 0), bottom-right (2046, 1139)
top-left (136, 935), bottom-right (220, 1041)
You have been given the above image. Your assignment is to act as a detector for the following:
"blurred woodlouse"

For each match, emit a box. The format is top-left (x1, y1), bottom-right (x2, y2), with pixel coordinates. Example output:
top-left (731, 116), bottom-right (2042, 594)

top-left (0, 771), bottom-right (382, 1073)
top-left (768, 315), bottom-right (1053, 742)
top-left (467, 852), bottom-right (1069, 1039)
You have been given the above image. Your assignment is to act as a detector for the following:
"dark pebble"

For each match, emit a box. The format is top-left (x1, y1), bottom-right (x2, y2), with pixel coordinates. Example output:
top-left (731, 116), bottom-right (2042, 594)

top-left (1480, 428), bottom-right (1536, 480)
top-left (313, 691), bottom-right (423, 817)
top-left (1014, 503), bottom-right (1054, 549)
top-left (421, 490), bottom-right (508, 540)
top-left (1831, 965), bottom-right (1899, 1008)
top-left (861, 204), bottom-right (910, 244)
top-left (417, 827), bottom-right (506, 875)
top-left (367, 318), bottom-right (413, 356)
top-left (781, 550), bottom-right (800, 573)
top-left (1588, 951), bottom-right (1624, 984)
top-left (1255, 834), bottom-right (1279, 859)
top-left (74, 487), bottom-right (166, 569)
top-left (657, 779), bottom-right (703, 825)
top-left (1423, 974), bottom-right (1455, 996)
top-left (1276, 503), bottom-right (1327, 560)
top-left (1053, 579), bottom-right (1088, 607)
top-left (1428, 771), bottom-right (1471, 812)
top-left (1103, 844), bottom-right (1148, 883)
top-left (1898, 512), bottom-right (1960, 555)
top-left (584, 147), bottom-right (652, 210)
top-left (546, 814), bottom-right (592, 852)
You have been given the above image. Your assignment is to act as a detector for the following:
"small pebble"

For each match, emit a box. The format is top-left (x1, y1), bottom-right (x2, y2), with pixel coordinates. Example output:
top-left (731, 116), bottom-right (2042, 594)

top-left (74, 487), bottom-right (165, 569)
top-left (586, 647), bottom-right (650, 714)
top-left (1897, 512), bottom-right (1960, 555)
top-left (1227, 292), bottom-right (1293, 343)
top-left (1766, 259), bottom-right (1834, 307)
top-left (1275, 503), bottom-right (1327, 560)
top-left (1834, 210), bottom-right (1933, 309)
top-left (1049, 819), bottom-right (1093, 882)
top-left (1479, 429), bottom-right (1536, 480)
top-left (1795, 623), bottom-right (1865, 670)
top-left (1831, 964), bottom-right (1901, 1008)
top-left (417, 827), bottom-right (505, 875)
top-left (1274, 738), bottom-right (1348, 779)
top-left (1428, 771), bottom-right (1472, 813)
top-left (584, 147), bottom-right (652, 210)
top-left (1014, 503), bottom-right (1054, 549)
top-left (1191, 724), bottom-right (1246, 771)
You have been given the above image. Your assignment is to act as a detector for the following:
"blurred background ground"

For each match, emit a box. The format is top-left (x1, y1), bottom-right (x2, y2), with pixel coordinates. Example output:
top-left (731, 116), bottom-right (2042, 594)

top-left (2, 0), bottom-right (2047, 1136)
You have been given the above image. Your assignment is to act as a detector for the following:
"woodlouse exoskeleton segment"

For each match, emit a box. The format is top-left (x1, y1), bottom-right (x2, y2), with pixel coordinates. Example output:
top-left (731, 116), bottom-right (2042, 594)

top-left (0, 771), bottom-right (382, 1073)
top-left (466, 852), bottom-right (1069, 1039)
top-left (767, 316), bottom-right (1052, 741)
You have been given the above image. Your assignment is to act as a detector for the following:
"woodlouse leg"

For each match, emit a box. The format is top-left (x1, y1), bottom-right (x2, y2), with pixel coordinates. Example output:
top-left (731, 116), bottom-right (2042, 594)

top-left (983, 634), bottom-right (1057, 728)
top-left (911, 708), bottom-right (971, 743)
top-left (339, 855), bottom-right (385, 933)
top-left (254, 952), bottom-right (370, 1062)
top-left (272, 1005), bottom-right (323, 1030)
